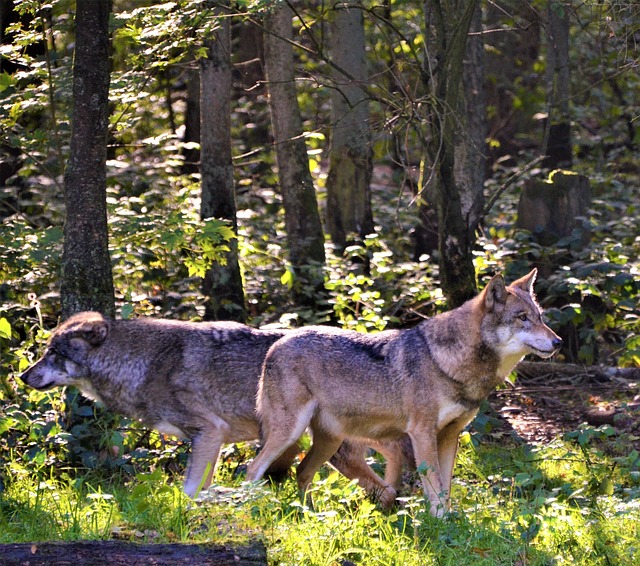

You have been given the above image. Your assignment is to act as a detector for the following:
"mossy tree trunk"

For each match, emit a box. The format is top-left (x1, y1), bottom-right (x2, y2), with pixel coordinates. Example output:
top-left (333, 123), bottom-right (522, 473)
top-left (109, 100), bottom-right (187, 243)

top-left (325, 1), bottom-right (374, 254)
top-left (263, 3), bottom-right (326, 303)
top-left (200, 5), bottom-right (246, 322)
top-left (60, 0), bottom-right (114, 320)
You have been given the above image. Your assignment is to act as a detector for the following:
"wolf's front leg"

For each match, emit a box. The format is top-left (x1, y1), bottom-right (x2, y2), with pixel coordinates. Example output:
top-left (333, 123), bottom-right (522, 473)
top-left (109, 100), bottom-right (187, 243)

top-left (408, 427), bottom-right (446, 517)
top-left (436, 418), bottom-right (471, 510)
top-left (184, 429), bottom-right (224, 498)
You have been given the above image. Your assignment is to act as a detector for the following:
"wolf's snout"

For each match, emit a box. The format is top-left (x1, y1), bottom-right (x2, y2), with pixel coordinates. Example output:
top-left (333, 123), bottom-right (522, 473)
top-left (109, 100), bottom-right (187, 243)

top-left (552, 337), bottom-right (563, 350)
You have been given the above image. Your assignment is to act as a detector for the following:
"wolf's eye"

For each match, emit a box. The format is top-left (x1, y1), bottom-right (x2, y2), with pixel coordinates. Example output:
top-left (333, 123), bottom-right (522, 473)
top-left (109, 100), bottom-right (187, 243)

top-left (518, 314), bottom-right (528, 322)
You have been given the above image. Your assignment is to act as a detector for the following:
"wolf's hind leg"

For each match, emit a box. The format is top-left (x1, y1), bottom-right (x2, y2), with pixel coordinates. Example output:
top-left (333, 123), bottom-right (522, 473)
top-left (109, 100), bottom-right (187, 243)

top-left (184, 430), bottom-right (223, 498)
top-left (264, 442), bottom-right (300, 482)
top-left (246, 401), bottom-right (315, 482)
top-left (329, 440), bottom-right (397, 509)
top-left (296, 428), bottom-right (343, 506)
top-left (372, 438), bottom-right (410, 493)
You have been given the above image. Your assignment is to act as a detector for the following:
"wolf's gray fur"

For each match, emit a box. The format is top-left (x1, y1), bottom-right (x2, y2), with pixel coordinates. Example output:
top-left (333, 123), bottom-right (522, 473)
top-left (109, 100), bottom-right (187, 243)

top-left (20, 312), bottom-right (403, 500)
top-left (247, 270), bottom-right (563, 516)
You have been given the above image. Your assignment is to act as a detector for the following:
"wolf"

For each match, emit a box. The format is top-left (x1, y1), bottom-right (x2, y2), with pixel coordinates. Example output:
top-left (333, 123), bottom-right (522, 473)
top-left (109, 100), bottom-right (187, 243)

top-left (246, 269), bottom-right (563, 516)
top-left (20, 312), bottom-right (404, 502)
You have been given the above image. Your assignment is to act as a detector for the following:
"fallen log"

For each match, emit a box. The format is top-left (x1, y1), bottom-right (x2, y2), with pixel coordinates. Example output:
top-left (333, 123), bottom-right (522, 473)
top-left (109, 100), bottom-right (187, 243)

top-left (0, 540), bottom-right (267, 566)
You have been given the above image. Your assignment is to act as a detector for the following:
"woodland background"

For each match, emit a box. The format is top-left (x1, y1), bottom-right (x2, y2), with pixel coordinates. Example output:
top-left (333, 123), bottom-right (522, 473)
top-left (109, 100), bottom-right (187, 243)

top-left (0, 1), bottom-right (639, 563)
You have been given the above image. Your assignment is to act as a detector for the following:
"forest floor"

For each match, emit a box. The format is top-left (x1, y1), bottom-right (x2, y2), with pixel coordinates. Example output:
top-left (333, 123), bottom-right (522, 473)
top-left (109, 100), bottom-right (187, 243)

top-left (490, 367), bottom-right (640, 448)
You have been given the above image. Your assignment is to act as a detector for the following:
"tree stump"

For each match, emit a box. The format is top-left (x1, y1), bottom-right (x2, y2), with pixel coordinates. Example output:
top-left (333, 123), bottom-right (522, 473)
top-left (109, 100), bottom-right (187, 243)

top-left (0, 540), bottom-right (267, 565)
top-left (516, 170), bottom-right (591, 246)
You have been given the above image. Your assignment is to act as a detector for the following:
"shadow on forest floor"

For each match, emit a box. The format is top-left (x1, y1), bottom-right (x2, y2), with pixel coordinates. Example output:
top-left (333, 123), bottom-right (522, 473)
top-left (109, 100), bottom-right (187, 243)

top-left (489, 364), bottom-right (640, 449)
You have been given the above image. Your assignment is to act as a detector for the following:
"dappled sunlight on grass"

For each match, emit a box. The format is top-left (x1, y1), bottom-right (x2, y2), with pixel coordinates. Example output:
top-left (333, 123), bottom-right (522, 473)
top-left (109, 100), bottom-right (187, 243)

top-left (1, 430), bottom-right (639, 563)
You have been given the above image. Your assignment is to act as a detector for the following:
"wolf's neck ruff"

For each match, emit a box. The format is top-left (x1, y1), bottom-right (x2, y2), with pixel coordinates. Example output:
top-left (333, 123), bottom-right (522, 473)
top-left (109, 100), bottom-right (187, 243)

top-left (416, 326), bottom-right (482, 408)
top-left (415, 305), bottom-right (507, 405)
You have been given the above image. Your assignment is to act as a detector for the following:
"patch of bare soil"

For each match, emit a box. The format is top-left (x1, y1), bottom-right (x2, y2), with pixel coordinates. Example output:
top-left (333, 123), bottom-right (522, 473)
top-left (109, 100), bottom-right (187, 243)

top-left (488, 362), bottom-right (640, 447)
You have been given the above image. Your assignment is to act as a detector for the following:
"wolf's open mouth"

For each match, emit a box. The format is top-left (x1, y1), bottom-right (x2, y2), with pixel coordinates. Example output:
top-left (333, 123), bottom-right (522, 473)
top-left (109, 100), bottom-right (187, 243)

top-left (526, 344), bottom-right (557, 356)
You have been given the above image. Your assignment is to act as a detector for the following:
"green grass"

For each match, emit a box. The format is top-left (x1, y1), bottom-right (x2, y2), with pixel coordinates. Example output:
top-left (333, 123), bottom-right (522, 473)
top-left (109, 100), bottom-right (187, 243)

top-left (1, 433), bottom-right (639, 565)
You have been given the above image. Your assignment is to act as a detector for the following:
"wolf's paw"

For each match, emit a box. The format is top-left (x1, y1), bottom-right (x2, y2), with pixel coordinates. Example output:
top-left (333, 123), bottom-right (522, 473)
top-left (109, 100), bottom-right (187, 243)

top-left (376, 485), bottom-right (398, 510)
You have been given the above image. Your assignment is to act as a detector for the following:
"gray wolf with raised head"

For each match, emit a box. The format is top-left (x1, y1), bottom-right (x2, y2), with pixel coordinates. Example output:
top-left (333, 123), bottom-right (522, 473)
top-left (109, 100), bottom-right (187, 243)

top-left (246, 270), bottom-right (562, 516)
top-left (20, 312), bottom-right (404, 501)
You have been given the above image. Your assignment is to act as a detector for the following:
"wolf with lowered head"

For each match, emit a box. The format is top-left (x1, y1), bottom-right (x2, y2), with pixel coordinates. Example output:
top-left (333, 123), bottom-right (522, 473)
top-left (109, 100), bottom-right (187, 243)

top-left (20, 312), bottom-right (405, 502)
top-left (246, 269), bottom-right (563, 516)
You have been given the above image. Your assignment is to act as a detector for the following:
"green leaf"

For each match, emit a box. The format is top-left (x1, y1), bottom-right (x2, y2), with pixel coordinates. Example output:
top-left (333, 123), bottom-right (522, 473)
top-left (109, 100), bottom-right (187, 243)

top-left (0, 317), bottom-right (11, 339)
top-left (0, 71), bottom-right (15, 93)
top-left (280, 267), bottom-right (294, 289)
top-left (120, 304), bottom-right (135, 320)
top-left (0, 416), bottom-right (17, 435)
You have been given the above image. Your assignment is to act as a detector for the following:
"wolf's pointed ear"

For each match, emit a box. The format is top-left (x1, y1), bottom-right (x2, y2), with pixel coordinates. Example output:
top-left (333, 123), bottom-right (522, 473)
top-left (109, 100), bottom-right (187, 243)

top-left (483, 274), bottom-right (507, 312)
top-left (511, 268), bottom-right (537, 295)
top-left (74, 319), bottom-right (109, 346)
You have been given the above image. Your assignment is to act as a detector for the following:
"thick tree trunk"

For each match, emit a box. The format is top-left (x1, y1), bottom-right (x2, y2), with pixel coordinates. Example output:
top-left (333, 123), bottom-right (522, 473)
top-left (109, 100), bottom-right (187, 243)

top-left (200, 9), bottom-right (246, 322)
top-left (60, 0), bottom-right (114, 320)
top-left (455, 4), bottom-right (486, 234)
top-left (414, 2), bottom-right (486, 264)
top-left (516, 170), bottom-right (591, 246)
top-left (263, 3), bottom-right (326, 302)
top-left (325, 1), bottom-right (374, 254)
top-left (423, 0), bottom-right (479, 308)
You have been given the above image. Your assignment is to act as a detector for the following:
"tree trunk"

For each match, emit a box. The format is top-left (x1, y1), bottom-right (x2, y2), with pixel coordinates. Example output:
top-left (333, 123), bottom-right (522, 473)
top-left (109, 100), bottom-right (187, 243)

top-left (484, 1), bottom-right (541, 160)
top-left (516, 170), bottom-right (591, 246)
top-left (233, 18), bottom-right (264, 91)
top-left (60, 0), bottom-right (114, 320)
top-left (325, 0), bottom-right (374, 254)
top-left (200, 7), bottom-right (246, 322)
top-left (181, 68), bottom-right (200, 174)
top-left (414, 2), bottom-right (486, 264)
top-left (422, 0), bottom-right (479, 308)
top-left (454, 4), bottom-right (486, 235)
top-left (543, 0), bottom-right (572, 169)
top-left (263, 3), bottom-right (326, 303)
